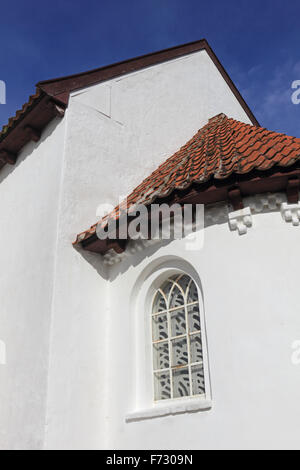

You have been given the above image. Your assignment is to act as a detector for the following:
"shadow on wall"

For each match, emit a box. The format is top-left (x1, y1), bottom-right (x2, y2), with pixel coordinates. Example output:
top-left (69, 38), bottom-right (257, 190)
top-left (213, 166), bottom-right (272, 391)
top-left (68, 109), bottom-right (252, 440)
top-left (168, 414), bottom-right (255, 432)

top-left (0, 118), bottom-right (62, 186)
top-left (74, 236), bottom-right (175, 283)
top-left (73, 243), bottom-right (110, 280)
top-left (73, 208), bottom-right (228, 282)
top-left (72, 201), bottom-right (230, 282)
top-left (109, 238), bottom-right (175, 281)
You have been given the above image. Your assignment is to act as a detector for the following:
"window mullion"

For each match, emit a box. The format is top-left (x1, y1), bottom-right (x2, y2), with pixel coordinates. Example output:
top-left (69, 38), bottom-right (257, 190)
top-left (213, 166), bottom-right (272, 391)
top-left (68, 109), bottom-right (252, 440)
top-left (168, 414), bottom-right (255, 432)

top-left (184, 288), bottom-right (193, 397)
top-left (166, 304), bottom-right (173, 400)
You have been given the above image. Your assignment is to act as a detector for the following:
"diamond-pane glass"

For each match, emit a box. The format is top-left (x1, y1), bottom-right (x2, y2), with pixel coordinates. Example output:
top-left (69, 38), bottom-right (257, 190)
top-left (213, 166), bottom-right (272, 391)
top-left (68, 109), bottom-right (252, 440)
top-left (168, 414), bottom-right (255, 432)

top-left (191, 365), bottom-right (205, 396)
top-left (152, 274), bottom-right (206, 401)
top-left (161, 279), bottom-right (173, 301)
top-left (190, 334), bottom-right (203, 363)
top-left (152, 291), bottom-right (167, 313)
top-left (187, 280), bottom-right (198, 304)
top-left (176, 275), bottom-right (190, 294)
top-left (154, 371), bottom-right (171, 401)
top-left (169, 285), bottom-right (184, 310)
top-left (153, 341), bottom-right (169, 370)
top-left (187, 304), bottom-right (201, 332)
top-left (152, 314), bottom-right (168, 342)
top-left (170, 308), bottom-right (186, 337)
top-left (171, 337), bottom-right (188, 367)
top-left (173, 367), bottom-right (190, 398)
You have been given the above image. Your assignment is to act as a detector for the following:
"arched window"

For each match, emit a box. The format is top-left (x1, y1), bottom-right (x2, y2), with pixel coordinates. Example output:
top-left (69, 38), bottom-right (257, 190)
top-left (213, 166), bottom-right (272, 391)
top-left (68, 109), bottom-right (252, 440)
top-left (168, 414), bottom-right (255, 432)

top-left (151, 274), bottom-right (205, 402)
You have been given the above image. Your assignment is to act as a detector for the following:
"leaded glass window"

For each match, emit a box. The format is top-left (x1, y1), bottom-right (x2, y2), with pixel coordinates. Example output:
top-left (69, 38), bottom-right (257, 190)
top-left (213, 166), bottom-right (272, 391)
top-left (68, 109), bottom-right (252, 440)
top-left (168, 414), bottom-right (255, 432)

top-left (151, 274), bottom-right (206, 401)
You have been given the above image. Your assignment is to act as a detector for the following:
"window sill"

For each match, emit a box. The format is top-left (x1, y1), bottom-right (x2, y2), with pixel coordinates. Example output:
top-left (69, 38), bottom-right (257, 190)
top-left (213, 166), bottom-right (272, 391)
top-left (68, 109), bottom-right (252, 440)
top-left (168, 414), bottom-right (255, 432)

top-left (125, 397), bottom-right (212, 422)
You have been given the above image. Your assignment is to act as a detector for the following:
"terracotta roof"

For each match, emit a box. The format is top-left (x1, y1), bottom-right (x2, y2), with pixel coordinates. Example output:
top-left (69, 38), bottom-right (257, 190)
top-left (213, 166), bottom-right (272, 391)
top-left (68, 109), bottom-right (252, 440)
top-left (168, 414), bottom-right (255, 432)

top-left (75, 113), bottom-right (300, 246)
top-left (0, 89), bottom-right (65, 170)
top-left (0, 39), bottom-right (258, 170)
top-left (0, 89), bottom-right (42, 141)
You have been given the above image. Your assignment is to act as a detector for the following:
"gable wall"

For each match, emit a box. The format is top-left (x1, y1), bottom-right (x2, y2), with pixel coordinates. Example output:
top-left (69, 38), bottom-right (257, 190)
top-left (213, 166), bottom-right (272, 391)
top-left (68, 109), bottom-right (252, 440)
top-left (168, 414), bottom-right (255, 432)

top-left (70, 49), bottom-right (252, 210)
top-left (44, 49), bottom-right (255, 449)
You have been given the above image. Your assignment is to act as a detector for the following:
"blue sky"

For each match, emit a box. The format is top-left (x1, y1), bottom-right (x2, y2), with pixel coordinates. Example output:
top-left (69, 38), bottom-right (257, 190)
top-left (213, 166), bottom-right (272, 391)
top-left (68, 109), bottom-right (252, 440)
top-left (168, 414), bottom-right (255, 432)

top-left (1, 0), bottom-right (300, 136)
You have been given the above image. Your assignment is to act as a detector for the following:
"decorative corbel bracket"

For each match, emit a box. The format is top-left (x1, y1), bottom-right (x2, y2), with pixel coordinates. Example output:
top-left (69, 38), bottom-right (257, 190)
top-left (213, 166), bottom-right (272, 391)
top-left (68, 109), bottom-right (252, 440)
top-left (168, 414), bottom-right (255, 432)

top-left (45, 99), bottom-right (65, 118)
top-left (0, 149), bottom-right (17, 165)
top-left (106, 239), bottom-right (127, 254)
top-left (24, 125), bottom-right (41, 143)
top-left (281, 202), bottom-right (300, 226)
top-left (228, 206), bottom-right (253, 235)
top-left (286, 177), bottom-right (300, 204)
top-left (228, 187), bottom-right (244, 211)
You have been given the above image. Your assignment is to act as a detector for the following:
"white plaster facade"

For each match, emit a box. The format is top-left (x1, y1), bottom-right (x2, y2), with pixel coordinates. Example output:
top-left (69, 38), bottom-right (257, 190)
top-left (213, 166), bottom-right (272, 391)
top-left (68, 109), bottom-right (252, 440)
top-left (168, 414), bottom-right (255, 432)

top-left (0, 47), bottom-right (299, 450)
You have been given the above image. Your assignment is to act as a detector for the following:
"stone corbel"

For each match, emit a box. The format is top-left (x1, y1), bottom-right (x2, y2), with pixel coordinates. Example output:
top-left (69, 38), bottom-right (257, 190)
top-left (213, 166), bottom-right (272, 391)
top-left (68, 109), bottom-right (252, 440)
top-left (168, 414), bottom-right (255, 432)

top-left (24, 125), bottom-right (41, 143)
top-left (228, 187), bottom-right (244, 211)
top-left (281, 202), bottom-right (300, 226)
top-left (286, 177), bottom-right (300, 204)
top-left (228, 206), bottom-right (253, 235)
top-left (0, 149), bottom-right (17, 165)
top-left (45, 98), bottom-right (65, 118)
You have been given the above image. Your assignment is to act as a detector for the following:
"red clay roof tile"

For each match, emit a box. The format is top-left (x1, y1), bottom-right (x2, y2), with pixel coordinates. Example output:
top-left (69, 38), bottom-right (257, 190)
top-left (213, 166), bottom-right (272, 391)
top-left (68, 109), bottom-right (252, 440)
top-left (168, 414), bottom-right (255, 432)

top-left (75, 113), bottom-right (300, 245)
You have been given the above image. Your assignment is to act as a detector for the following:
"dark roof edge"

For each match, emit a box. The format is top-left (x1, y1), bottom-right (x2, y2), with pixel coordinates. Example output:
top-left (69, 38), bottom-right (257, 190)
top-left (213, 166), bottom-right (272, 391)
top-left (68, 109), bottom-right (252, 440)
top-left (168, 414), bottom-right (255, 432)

top-left (79, 166), bottom-right (300, 255)
top-left (36, 39), bottom-right (259, 126)
top-left (38, 39), bottom-right (210, 85)
top-left (204, 43), bottom-right (259, 127)
top-left (0, 39), bottom-right (259, 171)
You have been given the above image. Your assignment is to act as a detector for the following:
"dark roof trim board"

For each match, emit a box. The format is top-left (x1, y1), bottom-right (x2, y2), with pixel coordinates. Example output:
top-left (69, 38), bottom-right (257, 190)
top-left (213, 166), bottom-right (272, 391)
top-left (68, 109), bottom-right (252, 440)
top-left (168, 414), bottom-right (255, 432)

top-left (0, 39), bottom-right (259, 172)
top-left (37, 39), bottom-right (259, 127)
top-left (79, 166), bottom-right (300, 255)
top-left (0, 92), bottom-right (65, 171)
top-left (75, 113), bottom-right (300, 255)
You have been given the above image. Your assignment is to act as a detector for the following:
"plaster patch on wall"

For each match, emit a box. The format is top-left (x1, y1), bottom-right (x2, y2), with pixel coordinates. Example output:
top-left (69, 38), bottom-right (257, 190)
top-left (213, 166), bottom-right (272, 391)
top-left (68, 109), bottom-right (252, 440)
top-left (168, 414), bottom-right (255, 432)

top-left (72, 85), bottom-right (112, 118)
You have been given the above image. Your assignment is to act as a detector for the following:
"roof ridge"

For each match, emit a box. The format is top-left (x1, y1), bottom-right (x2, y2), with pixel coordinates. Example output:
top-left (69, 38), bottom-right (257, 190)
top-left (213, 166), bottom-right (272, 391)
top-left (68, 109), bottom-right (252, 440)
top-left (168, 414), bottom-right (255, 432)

top-left (0, 89), bottom-right (43, 140)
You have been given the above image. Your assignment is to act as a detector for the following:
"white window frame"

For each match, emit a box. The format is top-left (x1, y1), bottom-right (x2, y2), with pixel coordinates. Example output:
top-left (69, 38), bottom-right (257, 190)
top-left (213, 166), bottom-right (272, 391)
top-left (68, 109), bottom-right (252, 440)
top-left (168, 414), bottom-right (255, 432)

top-left (151, 274), bottom-right (206, 402)
top-left (126, 265), bottom-right (212, 422)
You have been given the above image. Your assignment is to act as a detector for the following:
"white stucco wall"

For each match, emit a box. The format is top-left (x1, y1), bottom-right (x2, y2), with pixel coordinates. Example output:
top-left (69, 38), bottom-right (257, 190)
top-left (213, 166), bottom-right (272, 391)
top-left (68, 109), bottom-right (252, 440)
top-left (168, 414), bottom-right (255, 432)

top-left (104, 204), bottom-right (300, 450)
top-left (43, 49), bottom-right (266, 450)
top-left (2, 46), bottom-right (299, 450)
top-left (4, 46), bottom-right (286, 450)
top-left (0, 117), bottom-right (65, 450)
top-left (68, 49), bottom-right (252, 210)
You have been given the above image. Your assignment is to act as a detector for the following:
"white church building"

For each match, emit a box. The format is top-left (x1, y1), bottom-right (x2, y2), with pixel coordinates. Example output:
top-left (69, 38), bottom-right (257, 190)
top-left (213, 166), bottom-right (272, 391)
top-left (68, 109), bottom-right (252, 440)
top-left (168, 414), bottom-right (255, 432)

top-left (1, 39), bottom-right (300, 450)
